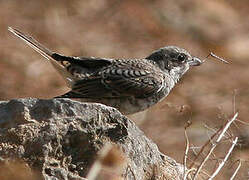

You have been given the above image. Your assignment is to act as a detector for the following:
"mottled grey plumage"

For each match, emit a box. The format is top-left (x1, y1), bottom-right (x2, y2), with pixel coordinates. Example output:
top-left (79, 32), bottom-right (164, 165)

top-left (8, 27), bottom-right (202, 114)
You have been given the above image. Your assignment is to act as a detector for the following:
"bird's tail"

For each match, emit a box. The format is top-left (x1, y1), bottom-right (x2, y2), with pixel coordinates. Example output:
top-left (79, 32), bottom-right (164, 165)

top-left (8, 27), bottom-right (54, 60)
top-left (8, 27), bottom-right (74, 87)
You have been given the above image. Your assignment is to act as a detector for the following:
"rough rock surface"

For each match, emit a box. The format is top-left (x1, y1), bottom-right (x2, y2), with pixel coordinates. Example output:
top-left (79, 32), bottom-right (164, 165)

top-left (0, 98), bottom-right (184, 180)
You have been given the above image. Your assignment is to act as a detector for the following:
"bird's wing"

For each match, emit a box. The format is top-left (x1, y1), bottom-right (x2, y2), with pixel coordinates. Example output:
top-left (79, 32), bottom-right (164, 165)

top-left (51, 53), bottom-right (112, 69)
top-left (57, 63), bottom-right (164, 98)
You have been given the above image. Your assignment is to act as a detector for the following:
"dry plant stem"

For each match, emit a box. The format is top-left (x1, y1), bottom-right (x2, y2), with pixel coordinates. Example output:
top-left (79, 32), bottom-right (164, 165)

top-left (184, 168), bottom-right (196, 179)
top-left (86, 156), bottom-right (103, 180)
top-left (200, 170), bottom-right (211, 179)
top-left (233, 89), bottom-right (238, 114)
top-left (189, 127), bottom-right (222, 169)
top-left (86, 144), bottom-right (112, 180)
top-left (192, 113), bottom-right (238, 180)
top-left (192, 141), bottom-right (218, 180)
top-left (230, 160), bottom-right (241, 180)
top-left (216, 113), bottom-right (238, 142)
top-left (207, 52), bottom-right (230, 64)
top-left (204, 123), bottom-right (219, 134)
top-left (236, 119), bottom-right (249, 126)
top-left (183, 127), bottom-right (190, 180)
top-left (208, 137), bottom-right (238, 180)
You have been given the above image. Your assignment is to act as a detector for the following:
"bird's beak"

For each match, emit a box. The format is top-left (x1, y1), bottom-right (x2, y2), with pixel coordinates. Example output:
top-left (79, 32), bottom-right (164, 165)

top-left (188, 57), bottom-right (202, 66)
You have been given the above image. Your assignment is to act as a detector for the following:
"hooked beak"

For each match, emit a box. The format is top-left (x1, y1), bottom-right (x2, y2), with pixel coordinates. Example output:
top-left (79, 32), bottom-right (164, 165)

top-left (188, 57), bottom-right (203, 66)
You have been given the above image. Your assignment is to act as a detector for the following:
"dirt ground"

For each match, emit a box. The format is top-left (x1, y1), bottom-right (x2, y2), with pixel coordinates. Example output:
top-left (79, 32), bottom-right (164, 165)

top-left (1, 0), bottom-right (249, 179)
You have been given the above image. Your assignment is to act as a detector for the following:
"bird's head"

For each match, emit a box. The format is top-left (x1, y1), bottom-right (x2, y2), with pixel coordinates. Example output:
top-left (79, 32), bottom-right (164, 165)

top-left (146, 46), bottom-right (202, 80)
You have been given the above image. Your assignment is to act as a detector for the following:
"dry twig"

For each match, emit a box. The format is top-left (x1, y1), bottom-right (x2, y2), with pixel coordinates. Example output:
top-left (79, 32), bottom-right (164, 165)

top-left (189, 127), bottom-right (222, 169)
top-left (87, 143), bottom-right (126, 180)
top-left (230, 160), bottom-right (242, 180)
top-left (183, 121), bottom-right (191, 180)
top-left (192, 113), bottom-right (238, 180)
top-left (206, 52), bottom-right (230, 64)
top-left (208, 137), bottom-right (238, 179)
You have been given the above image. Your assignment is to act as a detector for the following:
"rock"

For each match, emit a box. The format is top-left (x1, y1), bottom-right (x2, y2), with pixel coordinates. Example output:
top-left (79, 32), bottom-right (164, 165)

top-left (0, 98), bottom-right (184, 180)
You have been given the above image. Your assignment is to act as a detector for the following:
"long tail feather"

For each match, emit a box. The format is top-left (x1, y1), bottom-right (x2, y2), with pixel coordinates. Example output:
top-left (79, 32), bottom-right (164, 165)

top-left (8, 27), bottom-right (74, 87)
top-left (8, 27), bottom-right (53, 60)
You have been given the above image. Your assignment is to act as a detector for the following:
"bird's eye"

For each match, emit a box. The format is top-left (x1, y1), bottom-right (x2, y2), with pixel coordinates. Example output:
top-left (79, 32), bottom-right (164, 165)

top-left (177, 53), bottom-right (187, 62)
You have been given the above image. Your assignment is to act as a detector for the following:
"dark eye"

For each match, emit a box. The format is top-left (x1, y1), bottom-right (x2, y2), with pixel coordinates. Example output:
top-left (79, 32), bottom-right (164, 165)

top-left (177, 53), bottom-right (187, 62)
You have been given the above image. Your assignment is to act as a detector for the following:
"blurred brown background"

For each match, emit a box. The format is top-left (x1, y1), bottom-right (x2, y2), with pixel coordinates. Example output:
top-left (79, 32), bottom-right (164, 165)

top-left (1, 0), bottom-right (249, 179)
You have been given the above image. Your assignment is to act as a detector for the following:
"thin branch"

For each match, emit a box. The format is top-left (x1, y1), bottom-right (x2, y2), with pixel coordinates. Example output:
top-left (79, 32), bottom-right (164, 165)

top-left (192, 140), bottom-right (218, 180)
top-left (203, 123), bottom-right (218, 134)
top-left (206, 52), bottom-right (230, 64)
top-left (86, 144), bottom-right (112, 180)
top-left (184, 168), bottom-right (196, 179)
top-left (233, 89), bottom-right (238, 115)
top-left (208, 137), bottom-right (238, 179)
top-left (189, 126), bottom-right (222, 168)
top-left (230, 160), bottom-right (242, 180)
top-left (217, 113), bottom-right (238, 142)
top-left (235, 119), bottom-right (249, 126)
top-left (199, 169), bottom-right (211, 179)
top-left (183, 121), bottom-right (191, 180)
top-left (192, 113), bottom-right (238, 180)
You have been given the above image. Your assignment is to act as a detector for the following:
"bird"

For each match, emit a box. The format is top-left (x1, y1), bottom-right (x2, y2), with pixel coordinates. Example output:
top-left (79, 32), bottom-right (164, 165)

top-left (8, 27), bottom-right (202, 115)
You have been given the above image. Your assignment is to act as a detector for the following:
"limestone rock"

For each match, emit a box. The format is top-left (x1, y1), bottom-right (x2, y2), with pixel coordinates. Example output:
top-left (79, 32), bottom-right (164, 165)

top-left (0, 98), bottom-right (184, 180)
